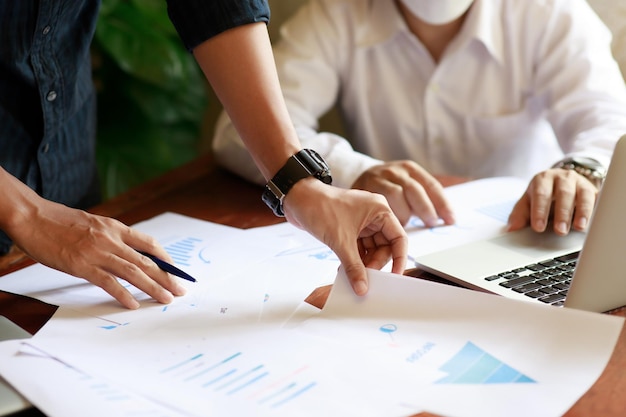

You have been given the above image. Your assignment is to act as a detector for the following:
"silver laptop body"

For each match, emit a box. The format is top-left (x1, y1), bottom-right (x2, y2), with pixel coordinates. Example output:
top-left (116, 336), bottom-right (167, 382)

top-left (415, 135), bottom-right (626, 313)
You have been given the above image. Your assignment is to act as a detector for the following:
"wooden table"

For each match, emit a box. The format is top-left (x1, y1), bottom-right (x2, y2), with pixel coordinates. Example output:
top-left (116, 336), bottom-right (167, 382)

top-left (1, 153), bottom-right (625, 417)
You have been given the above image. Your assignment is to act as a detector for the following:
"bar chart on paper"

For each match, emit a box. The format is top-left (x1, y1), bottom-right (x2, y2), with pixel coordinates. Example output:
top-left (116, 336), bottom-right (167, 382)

top-left (370, 323), bottom-right (535, 386)
top-left (435, 342), bottom-right (535, 384)
top-left (163, 236), bottom-right (208, 267)
top-left (158, 350), bottom-right (318, 412)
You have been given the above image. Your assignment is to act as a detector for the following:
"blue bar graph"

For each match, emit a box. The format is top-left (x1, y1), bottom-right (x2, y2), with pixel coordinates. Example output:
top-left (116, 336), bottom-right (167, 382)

top-left (215, 364), bottom-right (265, 391)
top-left (164, 237), bottom-right (203, 267)
top-left (160, 353), bottom-right (204, 374)
top-left (276, 246), bottom-right (338, 262)
top-left (202, 369), bottom-right (238, 388)
top-left (226, 371), bottom-right (270, 395)
top-left (436, 342), bottom-right (536, 384)
top-left (270, 382), bottom-right (317, 409)
top-left (183, 352), bottom-right (241, 382)
top-left (257, 382), bottom-right (297, 405)
top-left (158, 352), bottom-right (317, 410)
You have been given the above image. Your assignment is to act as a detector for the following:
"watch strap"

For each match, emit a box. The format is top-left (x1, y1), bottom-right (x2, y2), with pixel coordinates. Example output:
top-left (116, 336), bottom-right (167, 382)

top-left (262, 149), bottom-right (332, 217)
top-left (552, 157), bottom-right (606, 188)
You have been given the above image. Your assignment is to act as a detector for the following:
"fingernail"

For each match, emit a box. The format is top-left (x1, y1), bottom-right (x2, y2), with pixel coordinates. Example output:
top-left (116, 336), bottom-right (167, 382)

top-left (161, 292), bottom-right (174, 304)
top-left (556, 221), bottom-right (568, 234)
top-left (578, 217), bottom-right (588, 229)
top-left (424, 217), bottom-right (439, 228)
top-left (175, 284), bottom-right (187, 296)
top-left (534, 219), bottom-right (546, 231)
top-left (354, 280), bottom-right (368, 296)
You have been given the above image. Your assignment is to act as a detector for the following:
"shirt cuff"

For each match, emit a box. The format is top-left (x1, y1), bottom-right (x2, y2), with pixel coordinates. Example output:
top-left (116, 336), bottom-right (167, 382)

top-left (324, 151), bottom-right (383, 189)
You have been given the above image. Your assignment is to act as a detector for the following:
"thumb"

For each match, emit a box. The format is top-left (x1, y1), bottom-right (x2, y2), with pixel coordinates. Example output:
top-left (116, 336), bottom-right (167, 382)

top-left (335, 247), bottom-right (369, 296)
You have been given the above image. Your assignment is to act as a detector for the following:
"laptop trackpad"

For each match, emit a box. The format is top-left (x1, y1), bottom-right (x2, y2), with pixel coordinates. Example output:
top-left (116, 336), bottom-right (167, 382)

top-left (488, 227), bottom-right (584, 256)
top-left (415, 228), bottom-right (585, 282)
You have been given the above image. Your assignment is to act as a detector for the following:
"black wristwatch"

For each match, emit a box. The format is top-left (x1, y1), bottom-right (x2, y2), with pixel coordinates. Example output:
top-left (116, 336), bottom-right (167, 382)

top-left (552, 156), bottom-right (607, 189)
top-left (262, 149), bottom-right (332, 217)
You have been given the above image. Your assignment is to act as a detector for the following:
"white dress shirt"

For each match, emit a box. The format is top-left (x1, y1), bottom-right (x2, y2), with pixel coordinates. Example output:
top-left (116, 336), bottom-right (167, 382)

top-left (213, 0), bottom-right (626, 188)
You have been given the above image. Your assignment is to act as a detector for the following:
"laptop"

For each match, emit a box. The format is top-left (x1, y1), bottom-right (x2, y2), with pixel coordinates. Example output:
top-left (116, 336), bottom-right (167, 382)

top-left (414, 135), bottom-right (626, 313)
top-left (0, 316), bottom-right (32, 416)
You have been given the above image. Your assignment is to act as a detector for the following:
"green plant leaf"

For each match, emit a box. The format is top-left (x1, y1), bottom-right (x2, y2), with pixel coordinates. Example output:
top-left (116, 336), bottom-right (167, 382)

top-left (95, 2), bottom-right (188, 88)
top-left (93, 0), bottom-right (209, 199)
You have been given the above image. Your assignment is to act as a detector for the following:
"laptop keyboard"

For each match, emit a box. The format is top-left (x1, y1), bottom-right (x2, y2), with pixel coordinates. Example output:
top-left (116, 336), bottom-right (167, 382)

top-left (484, 251), bottom-right (580, 307)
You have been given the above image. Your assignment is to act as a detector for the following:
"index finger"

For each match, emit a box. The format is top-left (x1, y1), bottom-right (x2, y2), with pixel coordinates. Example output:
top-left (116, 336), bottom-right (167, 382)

top-left (528, 176), bottom-right (556, 233)
top-left (124, 226), bottom-right (173, 263)
top-left (407, 168), bottom-right (456, 225)
top-left (115, 225), bottom-right (188, 297)
top-left (383, 217), bottom-right (408, 275)
top-left (357, 209), bottom-right (408, 275)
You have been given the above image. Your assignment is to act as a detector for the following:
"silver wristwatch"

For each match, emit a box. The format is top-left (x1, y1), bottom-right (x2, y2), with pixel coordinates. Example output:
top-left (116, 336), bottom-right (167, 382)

top-left (552, 156), bottom-right (607, 189)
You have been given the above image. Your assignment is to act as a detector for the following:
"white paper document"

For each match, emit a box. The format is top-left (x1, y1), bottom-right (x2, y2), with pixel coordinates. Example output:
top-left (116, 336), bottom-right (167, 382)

top-left (8, 305), bottom-right (414, 417)
top-left (0, 340), bottom-right (187, 417)
top-left (297, 268), bottom-right (623, 417)
top-left (0, 211), bottom-right (622, 417)
top-left (1, 269), bottom-right (622, 417)
top-left (0, 213), bottom-right (332, 323)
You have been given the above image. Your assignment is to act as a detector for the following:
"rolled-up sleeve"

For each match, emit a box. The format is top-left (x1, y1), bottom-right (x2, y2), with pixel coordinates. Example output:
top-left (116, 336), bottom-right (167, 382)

top-left (166, 0), bottom-right (270, 51)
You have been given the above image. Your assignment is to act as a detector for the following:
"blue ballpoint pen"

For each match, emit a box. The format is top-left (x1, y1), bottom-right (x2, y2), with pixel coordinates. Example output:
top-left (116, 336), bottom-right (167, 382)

top-left (138, 250), bottom-right (197, 282)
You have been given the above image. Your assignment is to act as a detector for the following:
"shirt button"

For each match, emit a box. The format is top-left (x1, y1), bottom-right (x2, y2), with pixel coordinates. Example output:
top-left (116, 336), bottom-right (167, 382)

top-left (46, 91), bottom-right (57, 102)
top-left (42, 26), bottom-right (51, 35)
top-left (42, 143), bottom-right (50, 153)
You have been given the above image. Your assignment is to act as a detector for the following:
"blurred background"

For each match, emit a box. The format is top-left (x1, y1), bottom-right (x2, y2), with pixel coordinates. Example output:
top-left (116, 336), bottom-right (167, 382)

top-left (92, 0), bottom-right (626, 200)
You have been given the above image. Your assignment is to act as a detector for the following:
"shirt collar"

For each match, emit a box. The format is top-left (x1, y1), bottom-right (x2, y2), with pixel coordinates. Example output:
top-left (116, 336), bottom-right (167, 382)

top-left (357, 0), bottom-right (407, 47)
top-left (358, 0), bottom-right (505, 64)
top-left (460, 0), bottom-right (505, 63)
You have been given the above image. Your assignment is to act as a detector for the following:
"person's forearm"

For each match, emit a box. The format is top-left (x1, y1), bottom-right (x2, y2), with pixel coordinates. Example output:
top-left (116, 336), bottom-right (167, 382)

top-left (192, 22), bottom-right (300, 180)
top-left (0, 166), bottom-right (37, 237)
top-left (0, 167), bottom-right (186, 308)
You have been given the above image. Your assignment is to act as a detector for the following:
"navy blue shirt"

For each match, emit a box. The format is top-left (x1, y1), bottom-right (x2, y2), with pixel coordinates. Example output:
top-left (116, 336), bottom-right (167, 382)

top-left (0, 0), bottom-right (270, 255)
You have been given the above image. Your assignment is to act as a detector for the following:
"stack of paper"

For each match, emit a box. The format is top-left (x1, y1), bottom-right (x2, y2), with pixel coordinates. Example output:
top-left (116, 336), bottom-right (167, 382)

top-left (0, 179), bottom-right (621, 417)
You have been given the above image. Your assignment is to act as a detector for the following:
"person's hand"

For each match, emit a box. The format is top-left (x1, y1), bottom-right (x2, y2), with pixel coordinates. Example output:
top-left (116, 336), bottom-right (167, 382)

top-left (4, 194), bottom-right (187, 310)
top-left (351, 160), bottom-right (456, 226)
top-left (283, 178), bottom-right (408, 296)
top-left (507, 168), bottom-right (599, 235)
